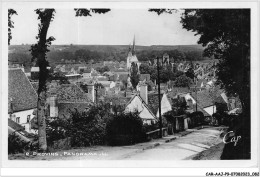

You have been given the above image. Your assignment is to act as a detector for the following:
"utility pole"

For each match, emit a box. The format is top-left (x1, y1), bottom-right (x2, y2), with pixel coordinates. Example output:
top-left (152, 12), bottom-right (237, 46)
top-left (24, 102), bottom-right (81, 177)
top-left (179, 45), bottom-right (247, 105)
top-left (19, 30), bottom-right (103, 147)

top-left (195, 77), bottom-right (198, 112)
top-left (157, 56), bottom-right (163, 138)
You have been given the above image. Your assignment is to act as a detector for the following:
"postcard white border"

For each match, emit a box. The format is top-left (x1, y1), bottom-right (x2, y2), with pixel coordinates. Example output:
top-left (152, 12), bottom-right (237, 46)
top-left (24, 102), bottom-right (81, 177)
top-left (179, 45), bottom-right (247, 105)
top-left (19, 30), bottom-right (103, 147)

top-left (1, 0), bottom-right (259, 176)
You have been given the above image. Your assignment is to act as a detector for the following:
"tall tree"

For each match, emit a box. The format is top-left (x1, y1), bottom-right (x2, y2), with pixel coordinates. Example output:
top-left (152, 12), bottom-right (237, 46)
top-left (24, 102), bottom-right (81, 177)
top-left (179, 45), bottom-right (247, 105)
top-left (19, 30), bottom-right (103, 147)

top-left (180, 9), bottom-right (250, 118)
top-left (185, 67), bottom-right (195, 80)
top-left (130, 62), bottom-right (140, 89)
top-left (182, 9), bottom-right (250, 160)
top-left (8, 9), bottom-right (17, 45)
top-left (30, 9), bottom-right (56, 151)
top-left (150, 9), bottom-right (250, 159)
top-left (31, 8), bottom-right (110, 151)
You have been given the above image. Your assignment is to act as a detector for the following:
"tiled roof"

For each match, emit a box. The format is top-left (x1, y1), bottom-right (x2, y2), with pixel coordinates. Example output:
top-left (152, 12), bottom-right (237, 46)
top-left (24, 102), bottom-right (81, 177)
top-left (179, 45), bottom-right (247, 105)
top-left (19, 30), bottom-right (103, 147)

top-left (31, 81), bottom-right (39, 93)
top-left (167, 87), bottom-right (191, 98)
top-left (8, 69), bottom-right (38, 113)
top-left (48, 84), bottom-right (92, 103)
top-left (8, 119), bottom-right (25, 131)
top-left (191, 91), bottom-right (213, 108)
top-left (147, 93), bottom-right (163, 115)
top-left (8, 119), bottom-right (36, 139)
top-left (104, 95), bottom-right (132, 106)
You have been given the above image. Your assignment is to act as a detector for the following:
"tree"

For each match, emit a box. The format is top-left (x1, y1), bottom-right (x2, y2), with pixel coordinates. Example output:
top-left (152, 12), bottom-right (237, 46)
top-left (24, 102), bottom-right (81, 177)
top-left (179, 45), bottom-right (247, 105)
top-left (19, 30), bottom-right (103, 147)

top-left (180, 9), bottom-right (250, 116)
top-left (8, 9), bottom-right (17, 45)
top-left (46, 101), bottom-right (112, 147)
top-left (30, 9), bottom-right (56, 152)
top-left (130, 63), bottom-right (140, 89)
top-left (185, 67), bottom-right (195, 80)
top-left (149, 8), bottom-right (250, 159)
top-left (49, 71), bottom-right (70, 85)
top-left (174, 75), bottom-right (192, 87)
top-left (139, 63), bottom-right (152, 74)
top-left (106, 111), bottom-right (146, 146)
top-left (96, 66), bottom-right (110, 74)
top-left (31, 8), bottom-right (111, 151)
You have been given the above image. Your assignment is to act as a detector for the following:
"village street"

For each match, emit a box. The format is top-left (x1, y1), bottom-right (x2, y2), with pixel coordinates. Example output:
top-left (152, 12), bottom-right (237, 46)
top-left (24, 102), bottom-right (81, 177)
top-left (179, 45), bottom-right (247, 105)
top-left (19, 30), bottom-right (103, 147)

top-left (13, 126), bottom-right (227, 161)
top-left (120, 126), bottom-right (226, 160)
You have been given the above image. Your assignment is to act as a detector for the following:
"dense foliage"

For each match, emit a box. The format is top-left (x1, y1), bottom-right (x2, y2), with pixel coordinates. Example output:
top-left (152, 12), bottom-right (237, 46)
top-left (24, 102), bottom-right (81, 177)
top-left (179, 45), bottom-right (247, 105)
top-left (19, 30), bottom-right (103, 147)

top-left (139, 63), bottom-right (188, 85)
top-left (106, 112), bottom-right (146, 146)
top-left (46, 101), bottom-right (162, 147)
top-left (8, 133), bottom-right (29, 154)
top-left (165, 96), bottom-right (187, 117)
top-left (174, 75), bottom-right (193, 87)
top-left (185, 66), bottom-right (195, 79)
top-left (181, 9), bottom-right (250, 159)
top-left (149, 9), bottom-right (251, 159)
top-left (48, 71), bottom-right (70, 84)
top-left (96, 66), bottom-right (110, 74)
top-left (130, 62), bottom-right (140, 89)
top-left (46, 102), bottom-right (112, 147)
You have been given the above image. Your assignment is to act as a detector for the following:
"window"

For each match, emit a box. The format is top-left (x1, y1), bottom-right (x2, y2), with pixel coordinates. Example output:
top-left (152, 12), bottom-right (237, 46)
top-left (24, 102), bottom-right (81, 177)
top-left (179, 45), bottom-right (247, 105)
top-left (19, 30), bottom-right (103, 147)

top-left (27, 115), bottom-right (31, 123)
top-left (16, 117), bottom-right (20, 124)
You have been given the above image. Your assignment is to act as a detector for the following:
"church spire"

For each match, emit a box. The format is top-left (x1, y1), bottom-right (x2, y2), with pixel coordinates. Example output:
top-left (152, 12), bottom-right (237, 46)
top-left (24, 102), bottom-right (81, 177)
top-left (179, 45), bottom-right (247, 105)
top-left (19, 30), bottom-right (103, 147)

top-left (132, 35), bottom-right (135, 55)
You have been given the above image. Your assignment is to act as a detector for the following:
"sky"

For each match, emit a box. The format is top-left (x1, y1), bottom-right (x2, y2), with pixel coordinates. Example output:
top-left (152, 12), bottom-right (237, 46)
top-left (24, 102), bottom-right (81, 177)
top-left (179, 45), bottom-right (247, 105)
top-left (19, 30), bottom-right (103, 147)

top-left (10, 8), bottom-right (200, 46)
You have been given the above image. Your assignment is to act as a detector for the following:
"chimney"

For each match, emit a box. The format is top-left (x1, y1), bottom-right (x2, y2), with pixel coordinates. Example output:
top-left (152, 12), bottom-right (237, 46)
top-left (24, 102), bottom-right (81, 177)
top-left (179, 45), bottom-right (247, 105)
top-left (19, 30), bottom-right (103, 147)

top-left (140, 84), bottom-right (148, 104)
top-left (50, 96), bottom-right (58, 117)
top-left (89, 84), bottom-right (95, 103)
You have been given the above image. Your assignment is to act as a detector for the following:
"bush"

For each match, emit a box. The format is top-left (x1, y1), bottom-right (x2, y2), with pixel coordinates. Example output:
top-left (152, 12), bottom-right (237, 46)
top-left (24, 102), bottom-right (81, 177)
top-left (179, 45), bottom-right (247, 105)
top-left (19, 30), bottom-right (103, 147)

top-left (189, 111), bottom-right (205, 127)
top-left (142, 122), bottom-right (159, 133)
top-left (8, 132), bottom-right (30, 154)
top-left (46, 117), bottom-right (70, 146)
top-left (46, 102), bottom-right (112, 147)
top-left (106, 112), bottom-right (146, 146)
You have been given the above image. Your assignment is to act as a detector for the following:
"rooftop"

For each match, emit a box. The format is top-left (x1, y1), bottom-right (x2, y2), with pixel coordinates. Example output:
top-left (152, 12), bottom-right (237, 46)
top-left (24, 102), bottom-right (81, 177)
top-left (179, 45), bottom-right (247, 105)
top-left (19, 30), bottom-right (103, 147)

top-left (48, 84), bottom-right (92, 103)
top-left (8, 69), bottom-right (38, 113)
top-left (147, 93), bottom-right (163, 115)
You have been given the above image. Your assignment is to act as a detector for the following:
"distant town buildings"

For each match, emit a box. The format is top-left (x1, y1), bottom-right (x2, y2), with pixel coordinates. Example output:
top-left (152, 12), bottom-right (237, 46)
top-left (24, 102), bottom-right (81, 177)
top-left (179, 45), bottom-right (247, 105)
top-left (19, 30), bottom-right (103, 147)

top-left (8, 42), bottom-right (238, 137)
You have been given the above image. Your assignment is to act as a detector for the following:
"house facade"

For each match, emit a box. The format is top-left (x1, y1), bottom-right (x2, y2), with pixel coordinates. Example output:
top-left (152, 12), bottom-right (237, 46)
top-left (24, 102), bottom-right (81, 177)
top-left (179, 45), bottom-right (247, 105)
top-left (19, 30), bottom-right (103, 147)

top-left (125, 84), bottom-right (157, 125)
top-left (8, 68), bottom-right (38, 134)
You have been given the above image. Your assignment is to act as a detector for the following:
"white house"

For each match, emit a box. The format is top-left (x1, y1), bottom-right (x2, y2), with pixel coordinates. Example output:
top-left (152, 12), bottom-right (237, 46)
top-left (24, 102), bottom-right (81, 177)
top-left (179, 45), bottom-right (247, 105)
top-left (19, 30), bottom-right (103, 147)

top-left (125, 84), bottom-right (157, 125)
top-left (8, 68), bottom-right (38, 134)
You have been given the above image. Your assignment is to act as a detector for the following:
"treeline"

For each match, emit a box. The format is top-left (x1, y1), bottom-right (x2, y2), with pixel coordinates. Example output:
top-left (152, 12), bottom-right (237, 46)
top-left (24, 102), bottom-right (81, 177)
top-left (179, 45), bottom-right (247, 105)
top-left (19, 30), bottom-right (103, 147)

top-left (8, 44), bottom-right (208, 67)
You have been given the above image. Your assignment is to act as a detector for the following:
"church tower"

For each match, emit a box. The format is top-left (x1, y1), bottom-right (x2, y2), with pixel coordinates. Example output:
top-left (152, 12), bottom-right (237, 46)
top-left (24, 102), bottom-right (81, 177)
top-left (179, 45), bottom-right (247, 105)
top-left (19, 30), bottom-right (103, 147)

top-left (126, 36), bottom-right (139, 71)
